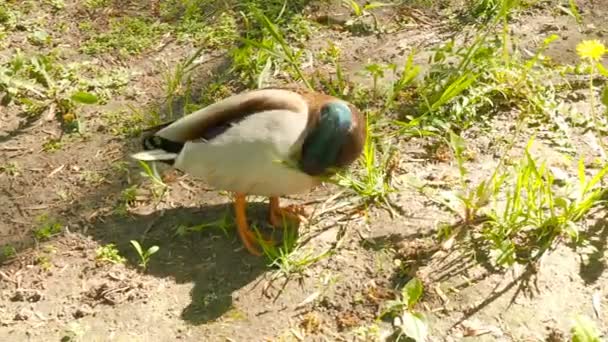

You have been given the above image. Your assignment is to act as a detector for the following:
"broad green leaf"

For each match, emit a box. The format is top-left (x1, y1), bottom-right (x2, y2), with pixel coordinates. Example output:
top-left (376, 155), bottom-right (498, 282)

top-left (70, 91), bottom-right (98, 104)
top-left (396, 312), bottom-right (428, 342)
top-left (147, 245), bottom-right (160, 256)
top-left (364, 2), bottom-right (391, 11)
top-left (402, 277), bottom-right (423, 308)
top-left (130, 240), bottom-right (143, 256)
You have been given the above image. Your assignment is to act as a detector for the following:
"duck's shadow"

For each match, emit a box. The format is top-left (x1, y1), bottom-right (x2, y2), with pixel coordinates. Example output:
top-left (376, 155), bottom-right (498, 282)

top-left (88, 202), bottom-right (280, 324)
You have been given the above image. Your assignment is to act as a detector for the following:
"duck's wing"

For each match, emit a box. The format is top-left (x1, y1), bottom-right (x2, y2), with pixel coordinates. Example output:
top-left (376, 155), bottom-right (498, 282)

top-left (131, 88), bottom-right (310, 162)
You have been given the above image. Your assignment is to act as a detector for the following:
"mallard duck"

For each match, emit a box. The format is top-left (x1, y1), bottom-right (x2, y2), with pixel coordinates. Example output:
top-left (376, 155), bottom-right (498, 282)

top-left (131, 87), bottom-right (366, 255)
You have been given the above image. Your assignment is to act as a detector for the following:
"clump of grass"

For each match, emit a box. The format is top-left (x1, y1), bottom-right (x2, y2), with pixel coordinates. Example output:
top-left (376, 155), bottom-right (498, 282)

top-left (81, 17), bottom-right (170, 56)
top-left (33, 214), bottom-right (62, 241)
top-left (173, 211), bottom-right (232, 238)
top-left (173, 11), bottom-right (238, 47)
top-left (0, 51), bottom-right (126, 134)
top-left (336, 116), bottom-right (399, 214)
top-left (102, 109), bottom-right (147, 137)
top-left (232, 9), bottom-right (313, 89)
top-left (0, 162), bottom-right (21, 176)
top-left (95, 243), bottom-right (126, 265)
top-left (113, 185), bottom-right (138, 216)
top-left (571, 314), bottom-right (602, 342)
top-left (255, 222), bottom-right (341, 283)
top-left (481, 139), bottom-right (608, 267)
top-left (137, 160), bottom-right (168, 202)
top-left (1, 245), bottom-right (17, 261)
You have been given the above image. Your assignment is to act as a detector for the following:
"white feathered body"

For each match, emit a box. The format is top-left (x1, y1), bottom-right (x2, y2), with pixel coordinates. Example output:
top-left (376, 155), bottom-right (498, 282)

top-left (171, 109), bottom-right (320, 196)
top-left (131, 89), bottom-right (326, 196)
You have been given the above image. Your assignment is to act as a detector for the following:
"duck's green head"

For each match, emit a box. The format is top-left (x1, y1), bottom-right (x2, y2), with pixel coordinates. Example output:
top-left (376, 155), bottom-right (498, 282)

top-left (300, 101), bottom-right (354, 176)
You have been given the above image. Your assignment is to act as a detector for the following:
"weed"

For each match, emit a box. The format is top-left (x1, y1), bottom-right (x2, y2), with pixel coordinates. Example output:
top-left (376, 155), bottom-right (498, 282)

top-left (342, 0), bottom-right (390, 33)
top-left (42, 138), bottom-right (63, 152)
top-left (174, 11), bottom-right (238, 47)
top-left (83, 0), bottom-right (110, 10)
top-left (173, 211), bottom-right (232, 238)
top-left (79, 170), bottom-right (105, 185)
top-left (46, 0), bottom-right (65, 11)
top-left (33, 214), bottom-right (62, 241)
top-left (28, 30), bottom-right (51, 46)
top-left (102, 109), bottom-right (146, 137)
top-left (81, 17), bottom-right (170, 56)
top-left (0, 51), bottom-right (102, 133)
top-left (0, 162), bottom-right (20, 176)
top-left (575, 39), bottom-right (608, 159)
top-left (571, 314), bottom-right (602, 342)
top-left (161, 45), bottom-right (206, 118)
top-left (137, 160), bottom-right (168, 202)
top-left (234, 10), bottom-right (313, 88)
top-left (336, 116), bottom-right (399, 214)
top-left (256, 223), bottom-right (335, 279)
top-left (35, 254), bottom-right (53, 271)
top-left (96, 243), bottom-right (126, 264)
top-left (481, 139), bottom-right (608, 267)
top-left (1, 245), bottom-right (16, 260)
top-left (436, 131), bottom-right (491, 224)
top-left (114, 185), bottom-right (138, 216)
top-left (130, 240), bottom-right (159, 271)
top-left (379, 277), bottom-right (428, 342)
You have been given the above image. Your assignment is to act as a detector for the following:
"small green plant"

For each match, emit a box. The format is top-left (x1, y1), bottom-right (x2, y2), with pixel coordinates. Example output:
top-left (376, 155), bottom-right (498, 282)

top-left (482, 139), bottom-right (608, 267)
top-left (379, 277), bottom-right (428, 342)
top-left (337, 116), bottom-right (398, 213)
top-left (571, 314), bottom-right (602, 342)
top-left (364, 63), bottom-right (386, 98)
top-left (81, 17), bottom-right (170, 56)
top-left (33, 215), bottom-right (62, 241)
top-left (137, 160), bottom-right (168, 202)
top-left (255, 223), bottom-right (336, 279)
top-left (342, 0), bottom-right (390, 32)
top-left (235, 10), bottom-right (313, 89)
top-left (436, 132), bottom-right (491, 224)
top-left (96, 243), bottom-right (126, 264)
top-left (1, 245), bottom-right (16, 260)
top-left (161, 45), bottom-right (206, 118)
top-left (42, 138), bottom-right (63, 152)
top-left (314, 42), bottom-right (351, 97)
top-left (0, 162), bottom-right (20, 176)
top-left (130, 240), bottom-right (159, 271)
top-left (0, 52), bottom-right (100, 132)
top-left (173, 211), bottom-right (232, 238)
top-left (102, 109), bottom-right (147, 137)
top-left (83, 0), bottom-right (110, 10)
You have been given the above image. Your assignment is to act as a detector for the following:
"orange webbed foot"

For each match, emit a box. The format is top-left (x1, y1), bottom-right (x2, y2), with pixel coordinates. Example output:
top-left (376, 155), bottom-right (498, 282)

top-left (269, 196), bottom-right (308, 228)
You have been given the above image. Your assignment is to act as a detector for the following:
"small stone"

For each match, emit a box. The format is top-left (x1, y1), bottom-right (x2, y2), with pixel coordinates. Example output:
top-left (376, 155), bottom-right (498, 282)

top-left (73, 305), bottom-right (93, 319)
top-left (14, 309), bottom-right (32, 321)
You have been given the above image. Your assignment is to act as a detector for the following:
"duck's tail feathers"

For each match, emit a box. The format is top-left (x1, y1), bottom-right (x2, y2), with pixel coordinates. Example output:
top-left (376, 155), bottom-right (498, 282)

top-left (131, 131), bottom-right (184, 165)
top-left (130, 149), bottom-right (178, 162)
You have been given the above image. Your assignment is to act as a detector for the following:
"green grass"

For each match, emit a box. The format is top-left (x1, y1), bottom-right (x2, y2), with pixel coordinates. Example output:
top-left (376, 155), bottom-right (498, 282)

top-left (95, 243), bottom-right (126, 265)
top-left (81, 17), bottom-right (170, 56)
top-left (33, 214), bottom-right (62, 241)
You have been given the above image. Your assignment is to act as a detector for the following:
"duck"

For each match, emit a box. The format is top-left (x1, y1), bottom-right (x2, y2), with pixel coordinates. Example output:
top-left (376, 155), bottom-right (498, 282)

top-left (130, 87), bottom-right (366, 256)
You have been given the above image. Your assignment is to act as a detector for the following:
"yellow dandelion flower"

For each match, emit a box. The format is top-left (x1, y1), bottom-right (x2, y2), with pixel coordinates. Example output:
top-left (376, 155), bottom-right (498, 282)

top-left (576, 40), bottom-right (606, 62)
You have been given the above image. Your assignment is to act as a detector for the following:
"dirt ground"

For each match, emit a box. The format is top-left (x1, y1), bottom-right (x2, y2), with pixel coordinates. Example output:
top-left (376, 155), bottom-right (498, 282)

top-left (1, 0), bottom-right (607, 341)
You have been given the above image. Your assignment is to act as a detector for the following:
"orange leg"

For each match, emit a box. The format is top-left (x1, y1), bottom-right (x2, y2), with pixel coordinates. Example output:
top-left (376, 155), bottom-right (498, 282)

top-left (269, 196), bottom-right (307, 228)
top-left (234, 193), bottom-right (263, 256)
